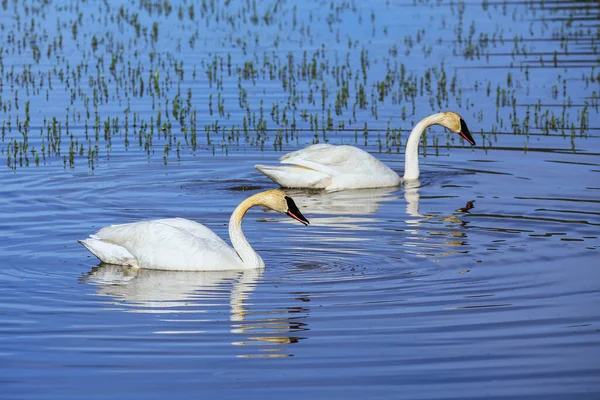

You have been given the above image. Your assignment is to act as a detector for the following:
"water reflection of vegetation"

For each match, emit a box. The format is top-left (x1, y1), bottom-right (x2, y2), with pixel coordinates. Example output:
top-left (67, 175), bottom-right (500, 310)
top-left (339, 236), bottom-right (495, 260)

top-left (0, 0), bottom-right (597, 169)
top-left (82, 265), bottom-right (308, 357)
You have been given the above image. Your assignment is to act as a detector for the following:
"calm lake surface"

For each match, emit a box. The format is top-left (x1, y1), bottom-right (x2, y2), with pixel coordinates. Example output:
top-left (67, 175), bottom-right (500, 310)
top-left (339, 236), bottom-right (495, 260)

top-left (1, 0), bottom-right (599, 399)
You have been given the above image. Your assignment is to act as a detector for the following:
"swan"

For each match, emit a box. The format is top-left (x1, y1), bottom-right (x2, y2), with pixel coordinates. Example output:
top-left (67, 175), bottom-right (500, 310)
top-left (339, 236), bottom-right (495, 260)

top-left (78, 189), bottom-right (309, 271)
top-left (255, 111), bottom-right (476, 191)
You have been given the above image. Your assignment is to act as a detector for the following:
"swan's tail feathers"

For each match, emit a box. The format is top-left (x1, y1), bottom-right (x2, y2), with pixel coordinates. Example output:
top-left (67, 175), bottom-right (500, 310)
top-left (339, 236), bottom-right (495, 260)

top-left (255, 164), bottom-right (331, 189)
top-left (78, 238), bottom-right (138, 267)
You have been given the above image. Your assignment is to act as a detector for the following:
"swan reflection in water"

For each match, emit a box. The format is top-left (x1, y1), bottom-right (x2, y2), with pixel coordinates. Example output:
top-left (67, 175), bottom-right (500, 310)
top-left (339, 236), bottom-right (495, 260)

top-left (283, 186), bottom-right (400, 229)
top-left (81, 265), bottom-right (308, 358)
top-left (285, 179), bottom-right (474, 258)
top-left (286, 179), bottom-right (471, 220)
top-left (401, 179), bottom-right (476, 257)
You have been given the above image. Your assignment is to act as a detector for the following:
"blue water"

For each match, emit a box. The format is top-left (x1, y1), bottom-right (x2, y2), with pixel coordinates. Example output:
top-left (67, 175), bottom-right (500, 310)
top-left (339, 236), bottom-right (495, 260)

top-left (1, 0), bottom-right (599, 399)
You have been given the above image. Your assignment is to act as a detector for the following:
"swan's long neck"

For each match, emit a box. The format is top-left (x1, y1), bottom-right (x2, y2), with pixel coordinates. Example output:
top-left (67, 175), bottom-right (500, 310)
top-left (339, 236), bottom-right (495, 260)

top-left (403, 113), bottom-right (445, 181)
top-left (228, 196), bottom-right (265, 269)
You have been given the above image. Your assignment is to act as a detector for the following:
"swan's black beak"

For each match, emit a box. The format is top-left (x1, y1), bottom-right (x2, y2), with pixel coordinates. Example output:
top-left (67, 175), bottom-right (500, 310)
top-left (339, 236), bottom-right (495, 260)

top-left (284, 196), bottom-right (310, 226)
top-left (459, 119), bottom-right (476, 146)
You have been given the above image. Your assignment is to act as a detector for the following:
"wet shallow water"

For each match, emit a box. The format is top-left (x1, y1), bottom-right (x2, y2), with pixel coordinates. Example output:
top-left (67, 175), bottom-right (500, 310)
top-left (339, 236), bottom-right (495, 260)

top-left (2, 149), bottom-right (598, 399)
top-left (1, 0), bottom-right (600, 399)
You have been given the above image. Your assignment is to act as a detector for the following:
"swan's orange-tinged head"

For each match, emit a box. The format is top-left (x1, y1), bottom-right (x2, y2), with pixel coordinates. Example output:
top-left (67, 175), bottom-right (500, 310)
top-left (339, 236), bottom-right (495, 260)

top-left (439, 112), bottom-right (476, 146)
top-left (254, 189), bottom-right (309, 225)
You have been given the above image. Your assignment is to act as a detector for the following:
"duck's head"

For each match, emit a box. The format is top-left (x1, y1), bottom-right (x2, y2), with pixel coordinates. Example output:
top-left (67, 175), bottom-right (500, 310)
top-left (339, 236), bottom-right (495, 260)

top-left (255, 189), bottom-right (310, 226)
top-left (438, 112), bottom-right (476, 146)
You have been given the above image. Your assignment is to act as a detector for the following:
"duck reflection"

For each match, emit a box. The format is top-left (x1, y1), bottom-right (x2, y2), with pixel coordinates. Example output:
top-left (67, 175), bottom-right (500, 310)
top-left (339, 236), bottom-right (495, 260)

top-left (81, 265), bottom-right (308, 357)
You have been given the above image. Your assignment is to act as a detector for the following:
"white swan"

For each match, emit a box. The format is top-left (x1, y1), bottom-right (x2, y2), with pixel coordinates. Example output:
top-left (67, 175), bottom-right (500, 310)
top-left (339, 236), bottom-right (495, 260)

top-left (78, 189), bottom-right (309, 271)
top-left (255, 112), bottom-right (476, 191)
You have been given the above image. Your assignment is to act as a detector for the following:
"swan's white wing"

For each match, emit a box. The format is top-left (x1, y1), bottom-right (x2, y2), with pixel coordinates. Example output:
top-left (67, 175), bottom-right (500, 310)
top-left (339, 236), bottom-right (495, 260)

top-left (153, 218), bottom-right (222, 240)
top-left (89, 219), bottom-right (244, 271)
top-left (278, 144), bottom-right (401, 190)
top-left (255, 164), bottom-right (332, 189)
top-left (280, 144), bottom-right (371, 176)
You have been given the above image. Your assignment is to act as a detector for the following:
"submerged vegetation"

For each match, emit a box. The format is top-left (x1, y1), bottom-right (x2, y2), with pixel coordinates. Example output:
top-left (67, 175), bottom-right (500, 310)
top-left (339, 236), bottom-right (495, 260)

top-left (0, 0), bottom-right (598, 169)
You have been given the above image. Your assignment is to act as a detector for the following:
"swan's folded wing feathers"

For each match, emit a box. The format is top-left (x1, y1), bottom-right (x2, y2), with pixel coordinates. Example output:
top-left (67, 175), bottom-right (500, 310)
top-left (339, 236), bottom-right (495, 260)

top-left (156, 218), bottom-right (222, 241)
top-left (97, 219), bottom-right (221, 245)
top-left (280, 144), bottom-right (333, 161)
top-left (130, 223), bottom-right (240, 270)
top-left (255, 164), bottom-right (332, 189)
top-left (96, 220), bottom-right (242, 271)
top-left (280, 145), bottom-right (368, 176)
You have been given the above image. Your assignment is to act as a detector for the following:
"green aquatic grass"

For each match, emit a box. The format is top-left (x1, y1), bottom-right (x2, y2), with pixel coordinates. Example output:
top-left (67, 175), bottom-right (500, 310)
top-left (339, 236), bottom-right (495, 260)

top-left (0, 0), bottom-right (598, 169)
